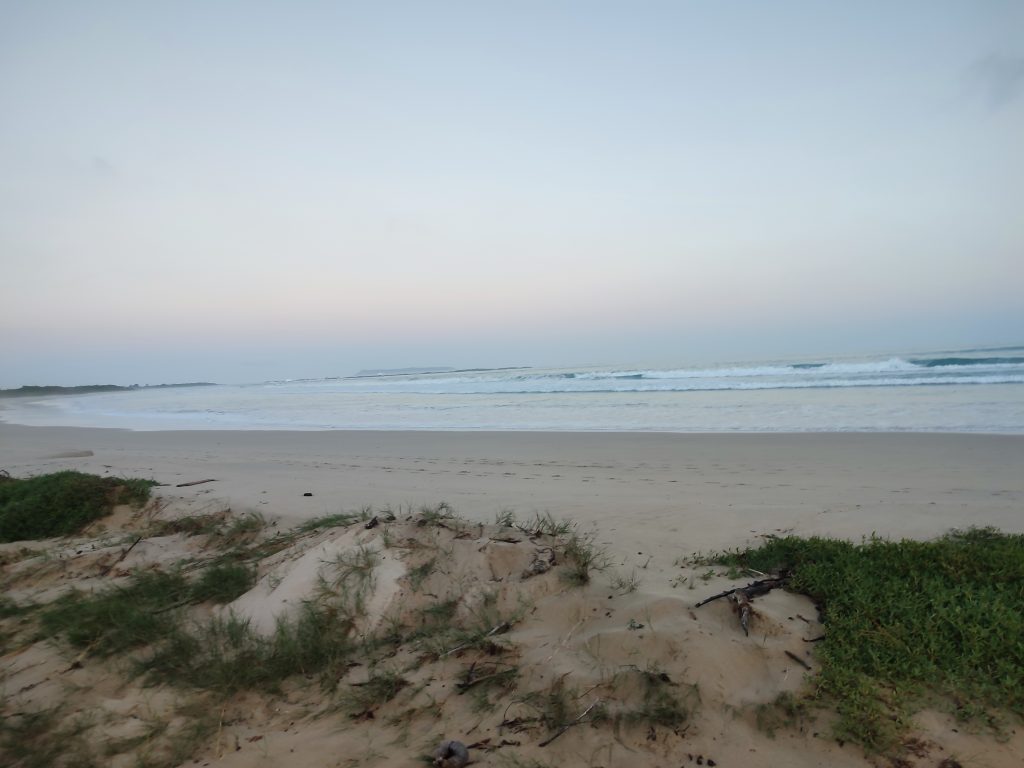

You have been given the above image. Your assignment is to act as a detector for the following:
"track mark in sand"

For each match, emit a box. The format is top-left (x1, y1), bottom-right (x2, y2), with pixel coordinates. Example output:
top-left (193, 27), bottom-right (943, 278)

top-left (44, 449), bottom-right (96, 459)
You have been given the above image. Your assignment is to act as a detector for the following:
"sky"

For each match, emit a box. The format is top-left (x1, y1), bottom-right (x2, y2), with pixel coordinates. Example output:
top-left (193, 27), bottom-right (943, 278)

top-left (1, 1), bottom-right (1022, 386)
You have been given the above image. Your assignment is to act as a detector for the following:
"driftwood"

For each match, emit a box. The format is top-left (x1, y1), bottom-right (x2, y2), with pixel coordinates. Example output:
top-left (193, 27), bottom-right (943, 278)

top-left (98, 535), bottom-right (143, 577)
top-left (694, 576), bottom-right (788, 608)
top-left (696, 576), bottom-right (789, 636)
top-left (175, 478), bottom-right (217, 487)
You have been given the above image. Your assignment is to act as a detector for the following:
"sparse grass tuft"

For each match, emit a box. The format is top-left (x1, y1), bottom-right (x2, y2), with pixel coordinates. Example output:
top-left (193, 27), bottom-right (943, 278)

top-left (756, 691), bottom-right (809, 737)
top-left (214, 510), bottom-right (266, 547)
top-left (0, 471), bottom-right (156, 542)
top-left (561, 532), bottom-right (611, 586)
top-left (621, 667), bottom-right (697, 729)
top-left (0, 706), bottom-right (99, 768)
top-left (516, 511), bottom-right (573, 537)
top-left (714, 527), bottom-right (1024, 753)
top-left (151, 513), bottom-right (224, 537)
top-left (609, 568), bottom-right (641, 594)
top-left (417, 501), bottom-right (455, 526)
top-left (406, 557), bottom-right (437, 592)
top-left (494, 508), bottom-right (517, 527)
top-left (297, 512), bottom-right (359, 533)
top-left (348, 668), bottom-right (408, 714)
top-left (319, 546), bottom-right (379, 615)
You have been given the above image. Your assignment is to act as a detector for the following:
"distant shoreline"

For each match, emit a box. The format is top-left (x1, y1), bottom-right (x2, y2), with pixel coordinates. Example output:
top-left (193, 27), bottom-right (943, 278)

top-left (0, 382), bottom-right (217, 398)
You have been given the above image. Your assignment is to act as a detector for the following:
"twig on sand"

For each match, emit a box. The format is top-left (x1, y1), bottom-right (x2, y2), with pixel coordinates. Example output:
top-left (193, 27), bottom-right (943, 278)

top-left (442, 622), bottom-right (510, 658)
top-left (175, 478), bottom-right (217, 487)
top-left (785, 650), bottom-right (812, 670)
top-left (538, 700), bottom-right (603, 747)
top-left (98, 535), bottom-right (143, 577)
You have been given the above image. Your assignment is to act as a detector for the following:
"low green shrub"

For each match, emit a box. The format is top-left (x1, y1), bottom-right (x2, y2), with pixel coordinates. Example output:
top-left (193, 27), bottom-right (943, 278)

top-left (0, 471), bottom-right (156, 542)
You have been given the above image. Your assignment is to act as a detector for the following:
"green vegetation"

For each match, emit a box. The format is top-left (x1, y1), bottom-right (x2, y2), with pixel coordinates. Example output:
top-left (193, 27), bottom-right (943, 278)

top-left (0, 707), bottom-right (99, 768)
top-left (348, 668), bottom-right (408, 714)
top-left (188, 563), bottom-right (255, 604)
top-left (0, 471), bottom-right (156, 542)
top-left (716, 527), bottom-right (1024, 752)
top-left (561, 532), bottom-right (611, 586)
top-left (296, 512), bottom-right (360, 532)
top-left (620, 667), bottom-right (697, 730)
top-left (40, 564), bottom-right (256, 657)
top-left (141, 606), bottom-right (355, 694)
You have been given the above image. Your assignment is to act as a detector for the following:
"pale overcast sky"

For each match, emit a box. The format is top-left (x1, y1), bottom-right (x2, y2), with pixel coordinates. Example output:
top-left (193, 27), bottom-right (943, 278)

top-left (1, 1), bottom-right (1022, 386)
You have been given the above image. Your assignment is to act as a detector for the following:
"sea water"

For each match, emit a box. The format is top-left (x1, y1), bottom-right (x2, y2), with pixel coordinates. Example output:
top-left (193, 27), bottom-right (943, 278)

top-left (3, 348), bottom-right (1023, 432)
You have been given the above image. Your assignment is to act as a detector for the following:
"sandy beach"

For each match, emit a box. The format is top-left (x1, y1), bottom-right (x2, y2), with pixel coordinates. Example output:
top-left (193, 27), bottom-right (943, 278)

top-left (2, 424), bottom-right (1022, 555)
top-left (2, 424), bottom-right (1023, 768)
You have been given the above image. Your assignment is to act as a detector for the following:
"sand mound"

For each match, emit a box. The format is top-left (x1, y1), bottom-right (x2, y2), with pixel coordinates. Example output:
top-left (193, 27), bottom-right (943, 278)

top-left (2, 501), bottom-right (1022, 768)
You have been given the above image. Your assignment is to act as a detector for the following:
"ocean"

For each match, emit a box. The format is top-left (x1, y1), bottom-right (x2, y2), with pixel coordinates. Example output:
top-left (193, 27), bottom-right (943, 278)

top-left (3, 347), bottom-right (1023, 433)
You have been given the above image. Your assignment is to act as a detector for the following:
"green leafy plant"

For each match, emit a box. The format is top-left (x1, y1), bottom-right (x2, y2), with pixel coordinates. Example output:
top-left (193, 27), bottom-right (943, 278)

top-left (714, 527), bottom-right (1024, 753)
top-left (0, 471), bottom-right (156, 542)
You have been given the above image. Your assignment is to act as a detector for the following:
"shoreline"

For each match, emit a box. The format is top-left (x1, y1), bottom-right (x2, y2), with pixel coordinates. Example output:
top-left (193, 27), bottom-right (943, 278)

top-left (3, 422), bottom-right (1021, 560)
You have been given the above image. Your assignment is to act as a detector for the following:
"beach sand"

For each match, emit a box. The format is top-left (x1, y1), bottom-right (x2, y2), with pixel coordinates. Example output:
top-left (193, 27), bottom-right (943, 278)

top-left (2, 424), bottom-right (1022, 553)
top-left (2, 424), bottom-right (1022, 767)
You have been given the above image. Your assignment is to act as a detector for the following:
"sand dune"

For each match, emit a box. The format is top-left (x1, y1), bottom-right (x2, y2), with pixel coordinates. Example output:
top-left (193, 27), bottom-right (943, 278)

top-left (2, 425), bottom-right (1023, 767)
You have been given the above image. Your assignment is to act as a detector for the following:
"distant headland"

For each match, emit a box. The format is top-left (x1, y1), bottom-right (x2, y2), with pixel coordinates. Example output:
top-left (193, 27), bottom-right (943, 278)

top-left (0, 383), bottom-right (217, 398)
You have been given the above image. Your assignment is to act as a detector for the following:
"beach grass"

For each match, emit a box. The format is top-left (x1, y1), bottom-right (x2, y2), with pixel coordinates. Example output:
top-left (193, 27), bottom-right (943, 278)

top-left (40, 562), bottom-right (256, 657)
top-left (0, 471), bottom-right (156, 542)
top-left (716, 527), bottom-right (1024, 752)
top-left (140, 604), bottom-right (357, 694)
top-left (41, 570), bottom-right (192, 656)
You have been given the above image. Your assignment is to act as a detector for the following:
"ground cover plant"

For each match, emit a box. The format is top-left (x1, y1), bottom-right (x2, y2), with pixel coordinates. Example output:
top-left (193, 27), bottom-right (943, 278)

top-left (715, 527), bottom-right (1024, 752)
top-left (0, 470), bottom-right (156, 542)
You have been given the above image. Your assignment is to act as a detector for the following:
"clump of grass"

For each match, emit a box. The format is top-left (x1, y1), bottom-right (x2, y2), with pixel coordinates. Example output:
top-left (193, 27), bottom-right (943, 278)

top-left (41, 570), bottom-right (191, 656)
top-left (348, 668), bottom-right (408, 714)
top-left (516, 511), bottom-right (573, 537)
top-left (41, 561), bottom-right (257, 656)
top-left (0, 471), bottom-right (156, 542)
top-left (715, 527), bottom-right (1024, 753)
top-left (151, 513), bottom-right (224, 537)
top-left (494, 508), bottom-right (517, 527)
top-left (457, 660), bottom-right (519, 712)
top-left (141, 605), bottom-right (356, 694)
top-left (609, 568), bottom-right (641, 594)
top-left (756, 691), bottom-right (809, 737)
top-left (624, 668), bottom-right (697, 730)
top-left (297, 512), bottom-right (359, 533)
top-left (0, 595), bottom-right (34, 618)
top-left (417, 501), bottom-right (455, 526)
top-left (189, 562), bottom-right (255, 604)
top-left (318, 546), bottom-right (379, 615)
top-left (406, 557), bottom-right (437, 592)
top-left (561, 532), bottom-right (611, 586)
top-left (518, 678), bottom-right (578, 733)
top-left (214, 510), bottom-right (266, 547)
top-left (0, 706), bottom-right (99, 768)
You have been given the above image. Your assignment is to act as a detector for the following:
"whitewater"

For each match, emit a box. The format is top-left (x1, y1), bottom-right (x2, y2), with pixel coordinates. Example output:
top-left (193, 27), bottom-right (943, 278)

top-left (3, 348), bottom-right (1023, 433)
